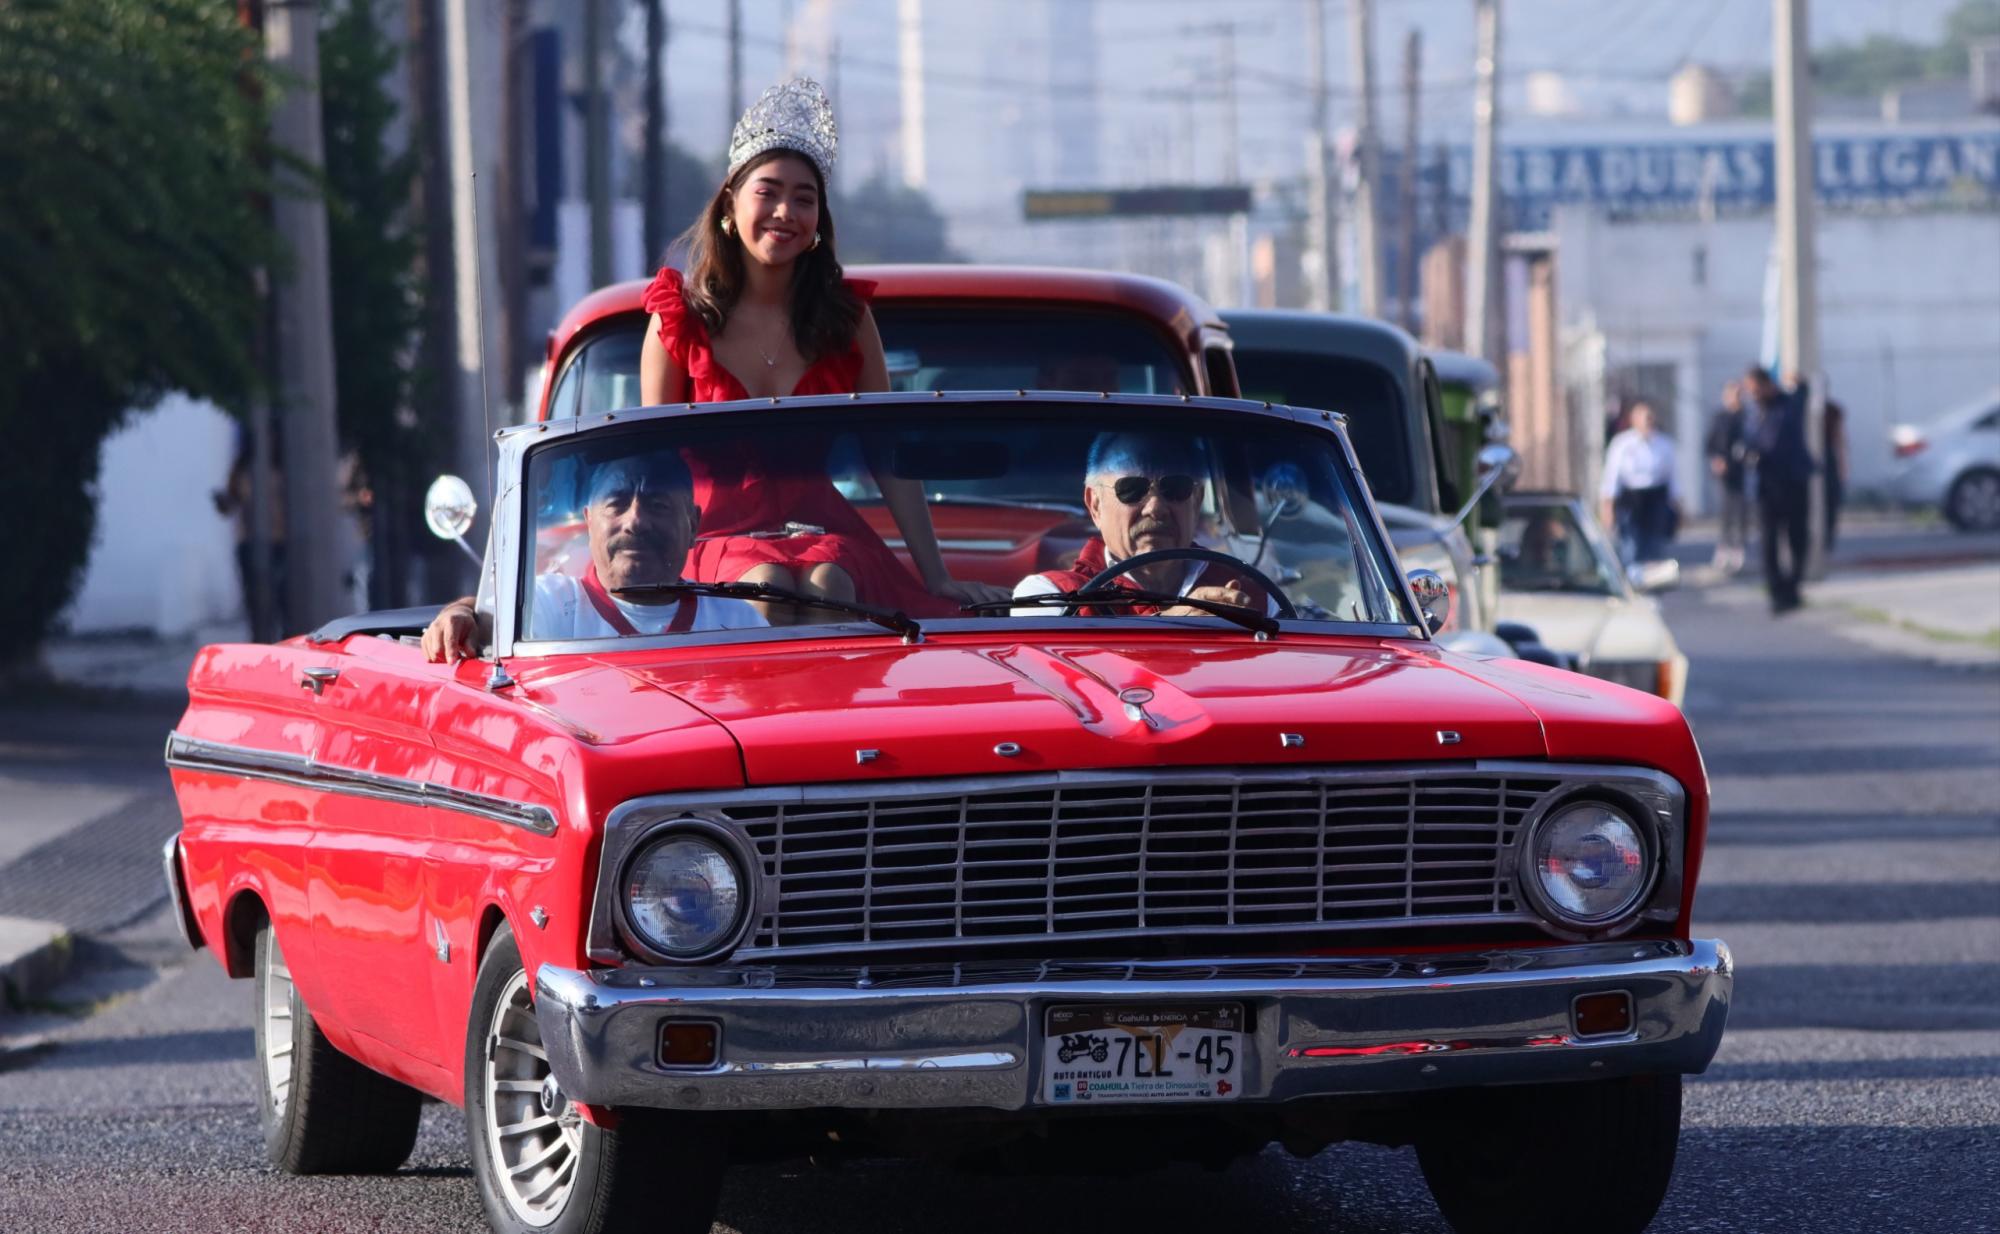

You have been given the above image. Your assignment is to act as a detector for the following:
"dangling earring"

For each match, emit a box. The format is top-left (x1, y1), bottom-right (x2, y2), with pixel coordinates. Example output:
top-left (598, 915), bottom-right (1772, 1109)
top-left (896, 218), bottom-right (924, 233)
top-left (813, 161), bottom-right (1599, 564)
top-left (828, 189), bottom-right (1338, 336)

top-left (720, 216), bottom-right (735, 235)
top-left (810, 233), bottom-right (822, 250)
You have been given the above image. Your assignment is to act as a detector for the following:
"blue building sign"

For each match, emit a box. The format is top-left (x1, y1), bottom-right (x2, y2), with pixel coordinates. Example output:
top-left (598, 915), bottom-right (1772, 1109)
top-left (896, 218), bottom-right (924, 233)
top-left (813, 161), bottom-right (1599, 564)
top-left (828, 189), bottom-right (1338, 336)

top-left (1391, 128), bottom-right (2000, 229)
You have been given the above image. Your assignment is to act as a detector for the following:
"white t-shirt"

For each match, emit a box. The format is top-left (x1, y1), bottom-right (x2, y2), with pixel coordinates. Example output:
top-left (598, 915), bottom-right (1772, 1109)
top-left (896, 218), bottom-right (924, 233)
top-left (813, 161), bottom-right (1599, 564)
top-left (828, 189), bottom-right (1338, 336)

top-left (524, 573), bottom-right (765, 640)
top-left (1601, 430), bottom-right (1679, 500)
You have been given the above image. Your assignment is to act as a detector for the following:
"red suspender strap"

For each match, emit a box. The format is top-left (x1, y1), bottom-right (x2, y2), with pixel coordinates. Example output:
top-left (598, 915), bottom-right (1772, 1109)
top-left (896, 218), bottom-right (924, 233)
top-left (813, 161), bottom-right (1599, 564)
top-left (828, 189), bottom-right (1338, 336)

top-left (580, 565), bottom-right (696, 636)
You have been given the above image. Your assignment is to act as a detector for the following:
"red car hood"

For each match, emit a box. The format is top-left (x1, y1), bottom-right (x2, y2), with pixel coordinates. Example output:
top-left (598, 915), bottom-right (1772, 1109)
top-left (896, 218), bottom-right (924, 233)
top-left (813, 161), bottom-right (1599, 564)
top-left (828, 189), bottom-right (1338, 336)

top-left (601, 634), bottom-right (1550, 785)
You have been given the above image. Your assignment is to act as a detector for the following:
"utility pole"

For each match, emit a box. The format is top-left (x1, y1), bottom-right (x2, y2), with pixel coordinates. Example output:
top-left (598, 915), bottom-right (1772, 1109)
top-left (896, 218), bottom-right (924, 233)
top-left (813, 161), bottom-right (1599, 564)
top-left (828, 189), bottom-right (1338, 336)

top-left (1397, 29), bottom-right (1422, 334)
top-left (899, 0), bottom-right (925, 188)
top-left (1349, 0), bottom-right (1383, 318)
top-left (498, 0), bottom-right (527, 412)
top-left (1466, 0), bottom-right (1504, 367)
top-left (728, 0), bottom-right (744, 120)
top-left (263, 0), bottom-right (348, 631)
top-left (1180, 19), bottom-right (1250, 305)
top-left (584, 0), bottom-right (611, 287)
top-left (829, 35), bottom-right (842, 126)
top-left (1221, 21), bottom-right (1251, 307)
top-left (1303, 0), bottom-right (1338, 312)
top-left (643, 0), bottom-right (669, 266)
top-left (1774, 0), bottom-right (1826, 577)
top-left (407, 0), bottom-right (460, 602)
top-left (444, 0), bottom-right (492, 510)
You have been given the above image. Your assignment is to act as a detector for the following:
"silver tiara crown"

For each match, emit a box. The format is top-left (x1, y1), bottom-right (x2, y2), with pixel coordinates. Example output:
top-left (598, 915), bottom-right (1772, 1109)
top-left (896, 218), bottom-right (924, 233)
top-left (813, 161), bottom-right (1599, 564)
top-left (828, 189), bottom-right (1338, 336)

top-left (727, 77), bottom-right (838, 183)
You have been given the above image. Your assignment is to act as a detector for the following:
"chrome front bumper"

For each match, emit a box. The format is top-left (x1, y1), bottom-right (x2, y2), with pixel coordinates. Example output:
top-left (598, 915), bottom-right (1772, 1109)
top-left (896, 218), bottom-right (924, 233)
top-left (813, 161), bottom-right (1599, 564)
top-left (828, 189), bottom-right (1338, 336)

top-left (535, 938), bottom-right (1731, 1114)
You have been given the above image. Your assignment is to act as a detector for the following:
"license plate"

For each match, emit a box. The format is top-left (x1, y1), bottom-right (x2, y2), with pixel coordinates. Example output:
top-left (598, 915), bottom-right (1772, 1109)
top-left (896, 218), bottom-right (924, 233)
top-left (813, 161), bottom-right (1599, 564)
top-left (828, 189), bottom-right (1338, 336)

top-left (1042, 1003), bottom-right (1245, 1105)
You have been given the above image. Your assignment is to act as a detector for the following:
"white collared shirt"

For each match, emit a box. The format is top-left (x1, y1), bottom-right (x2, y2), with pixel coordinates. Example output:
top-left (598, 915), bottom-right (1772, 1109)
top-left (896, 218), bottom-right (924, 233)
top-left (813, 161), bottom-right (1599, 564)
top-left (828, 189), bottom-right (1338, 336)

top-left (1601, 430), bottom-right (1679, 500)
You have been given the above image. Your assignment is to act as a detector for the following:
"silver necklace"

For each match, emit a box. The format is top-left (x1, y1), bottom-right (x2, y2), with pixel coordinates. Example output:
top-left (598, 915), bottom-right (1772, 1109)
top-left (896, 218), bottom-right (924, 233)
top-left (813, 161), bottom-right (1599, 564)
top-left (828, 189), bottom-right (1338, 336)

top-left (751, 319), bottom-right (786, 367)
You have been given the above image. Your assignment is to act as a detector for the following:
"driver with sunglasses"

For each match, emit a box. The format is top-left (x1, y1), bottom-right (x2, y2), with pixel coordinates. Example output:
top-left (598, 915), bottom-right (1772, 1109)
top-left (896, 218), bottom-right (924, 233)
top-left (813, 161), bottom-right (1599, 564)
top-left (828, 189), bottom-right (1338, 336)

top-left (1011, 432), bottom-right (1268, 617)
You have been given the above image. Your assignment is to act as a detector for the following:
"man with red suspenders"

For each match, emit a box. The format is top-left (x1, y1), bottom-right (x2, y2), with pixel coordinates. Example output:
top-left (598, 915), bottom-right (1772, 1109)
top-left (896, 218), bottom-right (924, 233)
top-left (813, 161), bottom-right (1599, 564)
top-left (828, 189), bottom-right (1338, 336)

top-left (1011, 432), bottom-right (1265, 617)
top-left (424, 449), bottom-right (764, 660)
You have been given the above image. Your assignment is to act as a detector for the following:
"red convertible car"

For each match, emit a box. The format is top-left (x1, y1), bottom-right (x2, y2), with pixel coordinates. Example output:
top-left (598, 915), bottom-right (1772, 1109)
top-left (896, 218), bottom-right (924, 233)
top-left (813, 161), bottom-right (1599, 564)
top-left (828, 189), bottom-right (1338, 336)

top-left (163, 389), bottom-right (1729, 1234)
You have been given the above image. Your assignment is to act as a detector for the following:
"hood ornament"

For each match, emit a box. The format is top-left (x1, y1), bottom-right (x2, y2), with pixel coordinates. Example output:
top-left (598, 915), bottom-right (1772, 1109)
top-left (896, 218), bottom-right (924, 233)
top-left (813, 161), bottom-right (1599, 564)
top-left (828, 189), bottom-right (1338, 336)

top-left (1118, 687), bottom-right (1160, 730)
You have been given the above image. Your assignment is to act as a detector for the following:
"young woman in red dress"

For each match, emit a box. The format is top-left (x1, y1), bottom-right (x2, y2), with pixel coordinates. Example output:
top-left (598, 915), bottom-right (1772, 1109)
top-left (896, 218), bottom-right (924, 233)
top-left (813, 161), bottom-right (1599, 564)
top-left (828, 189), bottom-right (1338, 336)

top-left (424, 80), bottom-right (1001, 658)
top-left (638, 78), bottom-right (1004, 622)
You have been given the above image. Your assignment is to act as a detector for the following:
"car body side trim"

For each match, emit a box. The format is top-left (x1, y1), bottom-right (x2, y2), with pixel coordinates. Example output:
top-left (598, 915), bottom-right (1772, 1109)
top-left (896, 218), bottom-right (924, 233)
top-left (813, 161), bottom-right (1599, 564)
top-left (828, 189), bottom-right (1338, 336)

top-left (164, 732), bottom-right (558, 837)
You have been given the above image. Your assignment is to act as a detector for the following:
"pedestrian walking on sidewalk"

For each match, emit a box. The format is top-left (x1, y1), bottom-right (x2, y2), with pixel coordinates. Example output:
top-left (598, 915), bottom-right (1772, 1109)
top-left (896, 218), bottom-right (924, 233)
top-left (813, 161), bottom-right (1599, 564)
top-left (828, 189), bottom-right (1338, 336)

top-left (1705, 381), bottom-right (1753, 574)
top-left (1600, 400), bottom-right (1680, 569)
top-left (1823, 394), bottom-right (1849, 551)
top-left (1744, 366), bottom-right (1813, 614)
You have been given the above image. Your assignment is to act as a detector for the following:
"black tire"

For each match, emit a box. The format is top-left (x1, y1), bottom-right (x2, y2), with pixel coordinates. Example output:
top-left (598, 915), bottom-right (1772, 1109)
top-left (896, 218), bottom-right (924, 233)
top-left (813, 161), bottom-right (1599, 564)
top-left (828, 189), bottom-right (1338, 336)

top-left (1416, 1075), bottom-right (1683, 1234)
top-left (464, 923), bottom-right (725, 1234)
top-left (1945, 468), bottom-right (2000, 532)
top-left (252, 921), bottom-right (422, 1174)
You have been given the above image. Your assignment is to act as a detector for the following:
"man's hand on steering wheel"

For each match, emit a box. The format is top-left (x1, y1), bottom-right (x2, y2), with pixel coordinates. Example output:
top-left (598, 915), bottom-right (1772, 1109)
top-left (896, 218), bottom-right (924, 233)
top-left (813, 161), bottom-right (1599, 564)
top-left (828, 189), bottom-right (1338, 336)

top-left (1164, 582), bottom-right (1256, 618)
top-left (1079, 547), bottom-right (1298, 620)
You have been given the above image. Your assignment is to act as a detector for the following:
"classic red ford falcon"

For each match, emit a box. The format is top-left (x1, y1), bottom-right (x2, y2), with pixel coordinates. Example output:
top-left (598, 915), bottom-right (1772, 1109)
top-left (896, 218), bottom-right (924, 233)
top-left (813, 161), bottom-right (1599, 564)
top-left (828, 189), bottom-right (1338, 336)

top-left (163, 388), bottom-right (1729, 1234)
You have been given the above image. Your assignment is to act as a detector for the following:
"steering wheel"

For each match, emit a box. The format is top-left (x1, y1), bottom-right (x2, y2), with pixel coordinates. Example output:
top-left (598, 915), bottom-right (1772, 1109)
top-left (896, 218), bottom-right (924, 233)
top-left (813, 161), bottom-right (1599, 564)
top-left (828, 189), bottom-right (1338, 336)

top-left (1076, 547), bottom-right (1298, 619)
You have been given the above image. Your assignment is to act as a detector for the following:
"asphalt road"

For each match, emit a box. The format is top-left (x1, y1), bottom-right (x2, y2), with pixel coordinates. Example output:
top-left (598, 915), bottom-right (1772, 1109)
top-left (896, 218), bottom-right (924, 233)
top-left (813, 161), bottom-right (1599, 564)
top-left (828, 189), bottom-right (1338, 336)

top-left (1, 574), bottom-right (1995, 1233)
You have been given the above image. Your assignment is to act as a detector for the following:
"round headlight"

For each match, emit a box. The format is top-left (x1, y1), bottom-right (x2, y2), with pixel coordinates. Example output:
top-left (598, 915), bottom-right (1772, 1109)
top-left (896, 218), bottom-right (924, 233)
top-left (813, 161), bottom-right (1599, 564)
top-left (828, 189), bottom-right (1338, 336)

top-left (1527, 801), bottom-right (1652, 927)
top-left (624, 834), bottom-right (745, 959)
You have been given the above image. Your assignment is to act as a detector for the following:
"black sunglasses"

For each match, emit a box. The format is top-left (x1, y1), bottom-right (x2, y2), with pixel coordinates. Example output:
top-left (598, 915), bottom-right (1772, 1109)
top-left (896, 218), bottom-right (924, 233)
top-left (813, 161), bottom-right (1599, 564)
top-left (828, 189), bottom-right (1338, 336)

top-left (1109, 474), bottom-right (1197, 505)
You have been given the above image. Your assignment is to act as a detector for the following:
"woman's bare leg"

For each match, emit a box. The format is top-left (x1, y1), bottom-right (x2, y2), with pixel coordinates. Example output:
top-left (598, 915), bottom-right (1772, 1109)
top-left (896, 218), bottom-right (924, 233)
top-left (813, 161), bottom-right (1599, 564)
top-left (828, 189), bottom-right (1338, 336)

top-left (791, 562), bottom-right (857, 623)
top-left (800, 563), bottom-right (856, 601)
top-left (736, 563), bottom-right (798, 625)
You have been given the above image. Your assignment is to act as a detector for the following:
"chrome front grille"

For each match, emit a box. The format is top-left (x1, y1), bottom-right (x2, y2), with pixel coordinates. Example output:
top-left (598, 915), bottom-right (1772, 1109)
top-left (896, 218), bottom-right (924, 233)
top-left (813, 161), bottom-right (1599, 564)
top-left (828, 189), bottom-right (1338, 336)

top-left (723, 772), bottom-right (1560, 954)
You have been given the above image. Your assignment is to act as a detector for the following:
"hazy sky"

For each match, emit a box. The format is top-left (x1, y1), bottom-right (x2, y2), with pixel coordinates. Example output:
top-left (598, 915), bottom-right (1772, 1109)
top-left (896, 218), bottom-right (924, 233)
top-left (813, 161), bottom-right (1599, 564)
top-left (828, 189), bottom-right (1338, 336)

top-left (650, 0), bottom-right (1973, 173)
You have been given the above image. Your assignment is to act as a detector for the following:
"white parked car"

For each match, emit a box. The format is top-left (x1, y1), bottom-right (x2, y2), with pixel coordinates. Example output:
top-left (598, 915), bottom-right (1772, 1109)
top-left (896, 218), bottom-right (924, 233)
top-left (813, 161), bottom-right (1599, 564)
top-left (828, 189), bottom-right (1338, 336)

top-left (1890, 392), bottom-right (2000, 532)
top-left (1496, 493), bottom-right (1689, 707)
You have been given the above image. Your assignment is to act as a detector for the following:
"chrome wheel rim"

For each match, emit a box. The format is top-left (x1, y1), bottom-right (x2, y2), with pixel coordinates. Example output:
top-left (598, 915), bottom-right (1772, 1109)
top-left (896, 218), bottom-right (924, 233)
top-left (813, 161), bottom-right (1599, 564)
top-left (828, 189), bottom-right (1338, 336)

top-left (1954, 473), bottom-right (2000, 529)
top-left (484, 968), bottom-right (581, 1227)
top-left (260, 933), bottom-right (295, 1116)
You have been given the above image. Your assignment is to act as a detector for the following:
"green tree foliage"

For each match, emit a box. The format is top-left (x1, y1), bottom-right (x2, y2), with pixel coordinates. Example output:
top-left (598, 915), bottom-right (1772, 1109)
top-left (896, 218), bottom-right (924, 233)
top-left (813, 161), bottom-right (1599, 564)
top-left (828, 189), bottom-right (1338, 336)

top-left (1738, 0), bottom-right (2000, 115)
top-left (320, 0), bottom-right (429, 604)
top-left (628, 139), bottom-right (724, 265)
top-left (0, 0), bottom-right (276, 661)
top-left (832, 174), bottom-right (962, 265)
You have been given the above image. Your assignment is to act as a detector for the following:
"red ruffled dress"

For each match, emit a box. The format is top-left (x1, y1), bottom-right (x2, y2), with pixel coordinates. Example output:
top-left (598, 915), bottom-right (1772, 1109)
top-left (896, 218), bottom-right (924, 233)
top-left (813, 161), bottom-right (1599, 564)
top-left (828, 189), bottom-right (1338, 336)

top-left (642, 267), bottom-right (953, 617)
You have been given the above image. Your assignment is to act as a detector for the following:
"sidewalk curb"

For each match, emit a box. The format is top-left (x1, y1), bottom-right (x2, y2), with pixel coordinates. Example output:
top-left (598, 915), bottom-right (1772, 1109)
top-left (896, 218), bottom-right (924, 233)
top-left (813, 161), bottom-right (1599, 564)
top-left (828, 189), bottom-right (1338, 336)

top-left (0, 917), bottom-right (75, 1012)
top-left (1688, 576), bottom-right (2000, 670)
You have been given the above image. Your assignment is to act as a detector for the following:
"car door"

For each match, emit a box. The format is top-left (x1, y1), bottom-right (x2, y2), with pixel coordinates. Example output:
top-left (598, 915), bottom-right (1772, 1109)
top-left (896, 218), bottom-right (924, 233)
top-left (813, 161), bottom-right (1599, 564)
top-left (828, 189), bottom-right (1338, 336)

top-left (299, 635), bottom-right (449, 1071)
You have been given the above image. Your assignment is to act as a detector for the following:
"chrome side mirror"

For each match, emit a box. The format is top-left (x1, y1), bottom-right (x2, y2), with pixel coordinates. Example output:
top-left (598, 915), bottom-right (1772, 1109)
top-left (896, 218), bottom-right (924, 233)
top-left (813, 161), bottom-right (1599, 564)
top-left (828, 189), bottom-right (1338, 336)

top-left (1447, 443), bottom-right (1522, 534)
top-left (1476, 442), bottom-right (1521, 487)
top-left (1407, 568), bottom-right (1451, 634)
top-left (424, 474), bottom-right (481, 564)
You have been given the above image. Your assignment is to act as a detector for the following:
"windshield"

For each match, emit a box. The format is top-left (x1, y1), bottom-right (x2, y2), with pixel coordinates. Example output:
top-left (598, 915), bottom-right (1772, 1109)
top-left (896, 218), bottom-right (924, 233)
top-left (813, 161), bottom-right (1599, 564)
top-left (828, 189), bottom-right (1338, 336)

top-left (1497, 501), bottom-right (1626, 596)
top-left (1228, 347), bottom-right (1418, 509)
top-left (546, 306), bottom-right (1193, 421)
top-left (516, 404), bottom-right (1413, 644)
top-left (870, 307), bottom-right (1189, 395)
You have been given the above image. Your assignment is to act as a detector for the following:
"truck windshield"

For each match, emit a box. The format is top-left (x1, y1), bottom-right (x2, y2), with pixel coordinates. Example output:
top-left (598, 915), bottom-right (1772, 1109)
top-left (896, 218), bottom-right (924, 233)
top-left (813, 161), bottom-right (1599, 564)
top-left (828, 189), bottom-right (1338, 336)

top-left (546, 307), bottom-right (1192, 422)
top-left (517, 404), bottom-right (1414, 643)
top-left (1231, 348), bottom-right (1418, 509)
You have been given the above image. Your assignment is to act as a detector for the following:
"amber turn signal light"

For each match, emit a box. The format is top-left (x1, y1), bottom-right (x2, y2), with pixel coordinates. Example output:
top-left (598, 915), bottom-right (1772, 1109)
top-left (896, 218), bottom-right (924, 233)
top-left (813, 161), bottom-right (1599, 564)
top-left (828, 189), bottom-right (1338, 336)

top-left (660, 1020), bottom-right (719, 1067)
top-left (1572, 991), bottom-right (1634, 1038)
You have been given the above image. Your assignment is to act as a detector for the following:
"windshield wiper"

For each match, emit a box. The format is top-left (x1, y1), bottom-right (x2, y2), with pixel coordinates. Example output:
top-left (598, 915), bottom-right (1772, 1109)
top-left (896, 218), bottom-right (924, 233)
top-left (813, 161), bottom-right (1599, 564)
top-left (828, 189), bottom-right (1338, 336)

top-left (611, 581), bottom-right (923, 642)
top-left (964, 589), bottom-right (1280, 638)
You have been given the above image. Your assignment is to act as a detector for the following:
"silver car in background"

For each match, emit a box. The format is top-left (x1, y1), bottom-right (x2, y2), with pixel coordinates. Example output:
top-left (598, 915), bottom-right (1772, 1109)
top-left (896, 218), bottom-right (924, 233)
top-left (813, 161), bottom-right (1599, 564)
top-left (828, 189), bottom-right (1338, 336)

top-left (1891, 392), bottom-right (2000, 531)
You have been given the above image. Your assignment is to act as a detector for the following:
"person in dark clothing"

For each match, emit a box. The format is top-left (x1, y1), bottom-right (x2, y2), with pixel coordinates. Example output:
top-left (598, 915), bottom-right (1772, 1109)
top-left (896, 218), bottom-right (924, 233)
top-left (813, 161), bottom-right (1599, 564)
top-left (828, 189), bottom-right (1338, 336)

top-left (1744, 366), bottom-right (1814, 614)
top-left (1823, 396), bottom-right (1848, 551)
top-left (1705, 381), bottom-right (1752, 573)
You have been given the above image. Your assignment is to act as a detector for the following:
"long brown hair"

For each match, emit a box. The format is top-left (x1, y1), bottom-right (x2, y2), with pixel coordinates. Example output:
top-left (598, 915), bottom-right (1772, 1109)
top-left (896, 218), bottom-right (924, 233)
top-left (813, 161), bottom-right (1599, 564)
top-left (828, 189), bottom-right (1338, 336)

top-left (676, 150), bottom-right (863, 362)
